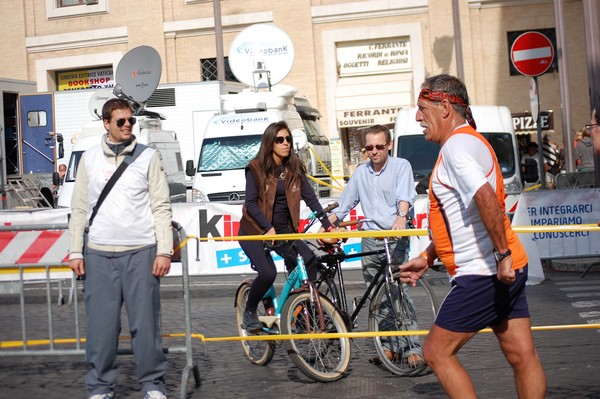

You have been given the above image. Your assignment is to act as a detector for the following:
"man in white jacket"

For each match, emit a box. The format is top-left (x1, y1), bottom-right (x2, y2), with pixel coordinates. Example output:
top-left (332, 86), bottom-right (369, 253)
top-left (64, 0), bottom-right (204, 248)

top-left (69, 98), bottom-right (173, 399)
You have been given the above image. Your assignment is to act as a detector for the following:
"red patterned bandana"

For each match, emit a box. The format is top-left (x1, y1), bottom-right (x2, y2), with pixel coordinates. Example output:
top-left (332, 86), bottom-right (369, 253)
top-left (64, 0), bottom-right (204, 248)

top-left (418, 88), bottom-right (476, 129)
top-left (418, 88), bottom-right (469, 106)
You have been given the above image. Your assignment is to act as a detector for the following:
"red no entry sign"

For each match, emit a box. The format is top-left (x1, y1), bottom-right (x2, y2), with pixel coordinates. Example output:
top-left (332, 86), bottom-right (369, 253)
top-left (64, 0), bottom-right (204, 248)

top-left (510, 31), bottom-right (554, 77)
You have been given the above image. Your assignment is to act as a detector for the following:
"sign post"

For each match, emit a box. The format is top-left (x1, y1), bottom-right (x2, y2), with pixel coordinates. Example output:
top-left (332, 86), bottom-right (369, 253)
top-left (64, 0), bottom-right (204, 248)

top-left (530, 76), bottom-right (546, 189)
top-left (511, 31), bottom-right (554, 189)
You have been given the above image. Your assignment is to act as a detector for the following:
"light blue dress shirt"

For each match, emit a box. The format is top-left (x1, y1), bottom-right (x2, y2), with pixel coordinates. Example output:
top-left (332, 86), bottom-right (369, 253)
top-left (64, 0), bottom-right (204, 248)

top-left (335, 157), bottom-right (416, 230)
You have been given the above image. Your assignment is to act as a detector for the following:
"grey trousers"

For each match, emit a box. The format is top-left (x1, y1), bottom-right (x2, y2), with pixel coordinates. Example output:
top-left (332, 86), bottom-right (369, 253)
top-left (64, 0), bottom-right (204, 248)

top-left (83, 245), bottom-right (167, 396)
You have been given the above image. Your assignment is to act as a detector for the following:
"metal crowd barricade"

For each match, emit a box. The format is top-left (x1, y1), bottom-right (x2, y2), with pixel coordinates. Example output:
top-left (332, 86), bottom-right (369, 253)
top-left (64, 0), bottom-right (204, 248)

top-left (555, 171), bottom-right (595, 189)
top-left (0, 221), bottom-right (200, 399)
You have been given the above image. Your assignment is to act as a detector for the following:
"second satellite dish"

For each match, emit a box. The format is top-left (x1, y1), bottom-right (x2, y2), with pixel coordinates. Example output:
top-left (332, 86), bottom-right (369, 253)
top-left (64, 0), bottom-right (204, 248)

top-left (88, 88), bottom-right (116, 119)
top-left (114, 45), bottom-right (162, 103)
top-left (228, 24), bottom-right (295, 89)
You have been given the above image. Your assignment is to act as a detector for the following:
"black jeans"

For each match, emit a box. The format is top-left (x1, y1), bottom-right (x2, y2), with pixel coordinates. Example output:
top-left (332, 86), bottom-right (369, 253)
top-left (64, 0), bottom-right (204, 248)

top-left (239, 227), bottom-right (317, 311)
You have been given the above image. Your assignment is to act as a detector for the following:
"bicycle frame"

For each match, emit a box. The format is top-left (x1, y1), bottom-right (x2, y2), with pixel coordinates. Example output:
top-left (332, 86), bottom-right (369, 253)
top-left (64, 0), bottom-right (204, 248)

top-left (314, 218), bottom-right (404, 328)
top-left (317, 243), bottom-right (394, 327)
top-left (309, 216), bottom-right (435, 376)
top-left (262, 260), bottom-right (310, 318)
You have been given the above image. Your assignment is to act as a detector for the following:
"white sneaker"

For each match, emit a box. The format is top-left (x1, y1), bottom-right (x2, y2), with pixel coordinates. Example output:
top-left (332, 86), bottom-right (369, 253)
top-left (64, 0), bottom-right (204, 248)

top-left (88, 393), bottom-right (114, 399)
top-left (143, 391), bottom-right (167, 399)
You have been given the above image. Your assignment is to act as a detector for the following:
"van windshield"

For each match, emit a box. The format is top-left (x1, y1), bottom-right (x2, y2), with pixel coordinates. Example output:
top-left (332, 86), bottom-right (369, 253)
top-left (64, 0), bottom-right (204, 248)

top-left (396, 133), bottom-right (516, 181)
top-left (65, 151), bottom-right (83, 183)
top-left (301, 118), bottom-right (329, 145)
top-left (481, 133), bottom-right (516, 178)
top-left (396, 136), bottom-right (440, 181)
top-left (198, 135), bottom-right (261, 172)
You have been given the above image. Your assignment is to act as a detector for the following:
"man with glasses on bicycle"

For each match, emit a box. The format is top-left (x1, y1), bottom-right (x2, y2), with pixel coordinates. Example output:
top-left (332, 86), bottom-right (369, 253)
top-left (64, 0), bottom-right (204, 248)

top-left (399, 74), bottom-right (546, 398)
top-left (326, 124), bottom-right (424, 368)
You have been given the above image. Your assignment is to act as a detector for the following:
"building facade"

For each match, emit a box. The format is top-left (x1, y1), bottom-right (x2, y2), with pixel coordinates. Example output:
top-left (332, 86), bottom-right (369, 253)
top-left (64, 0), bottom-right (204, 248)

top-left (1, 0), bottom-right (597, 173)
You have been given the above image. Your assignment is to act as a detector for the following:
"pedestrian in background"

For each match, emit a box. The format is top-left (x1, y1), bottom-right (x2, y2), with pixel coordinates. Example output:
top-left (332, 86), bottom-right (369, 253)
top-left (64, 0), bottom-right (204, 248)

top-left (520, 141), bottom-right (543, 188)
top-left (69, 98), bottom-right (173, 399)
top-left (238, 121), bottom-right (335, 333)
top-left (575, 128), bottom-right (595, 171)
top-left (53, 163), bottom-right (67, 191)
top-left (542, 134), bottom-right (559, 188)
top-left (400, 74), bottom-right (546, 399)
top-left (58, 163), bottom-right (67, 184)
top-left (573, 128), bottom-right (583, 148)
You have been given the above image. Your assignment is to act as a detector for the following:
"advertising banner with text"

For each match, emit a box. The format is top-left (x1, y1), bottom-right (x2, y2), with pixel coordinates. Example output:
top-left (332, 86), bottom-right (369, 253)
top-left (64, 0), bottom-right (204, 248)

top-left (512, 189), bottom-right (600, 258)
top-left (170, 202), bottom-right (365, 276)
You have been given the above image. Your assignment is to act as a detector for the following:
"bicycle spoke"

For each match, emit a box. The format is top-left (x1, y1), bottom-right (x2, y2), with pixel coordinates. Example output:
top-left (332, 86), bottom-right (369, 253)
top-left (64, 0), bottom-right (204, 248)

top-left (369, 279), bottom-right (438, 376)
top-left (282, 292), bottom-right (350, 382)
top-left (235, 282), bottom-right (275, 366)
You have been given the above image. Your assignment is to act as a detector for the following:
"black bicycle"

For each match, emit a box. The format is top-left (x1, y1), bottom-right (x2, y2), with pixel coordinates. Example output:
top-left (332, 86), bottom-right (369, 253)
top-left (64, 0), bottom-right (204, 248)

top-left (310, 217), bottom-right (440, 376)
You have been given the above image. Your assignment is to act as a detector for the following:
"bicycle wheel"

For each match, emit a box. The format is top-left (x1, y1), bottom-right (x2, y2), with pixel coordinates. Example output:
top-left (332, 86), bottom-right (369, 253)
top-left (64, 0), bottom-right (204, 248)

top-left (235, 281), bottom-right (275, 366)
top-left (369, 278), bottom-right (439, 376)
top-left (281, 291), bottom-right (351, 382)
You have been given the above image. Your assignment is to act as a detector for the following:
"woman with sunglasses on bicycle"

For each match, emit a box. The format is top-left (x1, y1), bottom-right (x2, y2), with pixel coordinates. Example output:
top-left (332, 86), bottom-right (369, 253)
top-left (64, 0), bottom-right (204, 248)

top-left (239, 121), bottom-right (335, 333)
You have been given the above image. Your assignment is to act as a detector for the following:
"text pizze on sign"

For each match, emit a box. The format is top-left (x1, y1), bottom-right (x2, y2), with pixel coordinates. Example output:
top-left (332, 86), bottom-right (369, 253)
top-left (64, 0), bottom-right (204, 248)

top-left (512, 111), bottom-right (554, 133)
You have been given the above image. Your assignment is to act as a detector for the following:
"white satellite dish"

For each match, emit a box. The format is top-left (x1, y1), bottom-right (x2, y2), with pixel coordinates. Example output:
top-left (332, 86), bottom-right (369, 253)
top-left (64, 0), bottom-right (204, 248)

top-left (228, 24), bottom-right (295, 89)
top-left (114, 45), bottom-right (162, 103)
top-left (87, 88), bottom-right (116, 120)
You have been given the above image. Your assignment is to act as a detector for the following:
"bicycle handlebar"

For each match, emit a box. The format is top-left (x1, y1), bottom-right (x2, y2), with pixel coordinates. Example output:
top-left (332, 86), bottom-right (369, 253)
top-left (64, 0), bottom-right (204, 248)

top-left (338, 218), bottom-right (386, 230)
top-left (338, 216), bottom-right (414, 231)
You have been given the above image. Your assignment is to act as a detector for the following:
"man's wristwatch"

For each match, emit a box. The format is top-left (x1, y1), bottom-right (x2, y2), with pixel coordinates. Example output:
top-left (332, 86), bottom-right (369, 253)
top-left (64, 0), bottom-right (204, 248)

top-left (397, 211), bottom-right (407, 218)
top-left (494, 249), bottom-right (512, 263)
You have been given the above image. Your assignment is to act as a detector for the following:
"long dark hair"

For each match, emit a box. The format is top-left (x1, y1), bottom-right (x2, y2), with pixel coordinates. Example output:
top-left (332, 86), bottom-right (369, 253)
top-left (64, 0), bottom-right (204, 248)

top-left (255, 121), bottom-right (306, 191)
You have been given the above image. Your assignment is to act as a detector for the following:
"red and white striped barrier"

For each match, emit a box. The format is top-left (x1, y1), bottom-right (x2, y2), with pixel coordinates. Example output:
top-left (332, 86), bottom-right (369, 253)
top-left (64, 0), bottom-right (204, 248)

top-left (0, 229), bottom-right (70, 266)
top-left (0, 228), bottom-right (71, 282)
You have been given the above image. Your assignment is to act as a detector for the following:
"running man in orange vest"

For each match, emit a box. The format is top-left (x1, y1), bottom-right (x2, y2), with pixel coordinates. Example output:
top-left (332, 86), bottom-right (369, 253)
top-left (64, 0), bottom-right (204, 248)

top-left (398, 74), bottom-right (546, 399)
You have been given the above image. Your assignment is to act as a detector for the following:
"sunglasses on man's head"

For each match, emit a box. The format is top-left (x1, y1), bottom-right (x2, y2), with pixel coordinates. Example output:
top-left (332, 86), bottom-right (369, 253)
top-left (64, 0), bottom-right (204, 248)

top-left (364, 144), bottom-right (387, 151)
top-left (274, 135), bottom-right (293, 144)
top-left (116, 117), bottom-right (136, 128)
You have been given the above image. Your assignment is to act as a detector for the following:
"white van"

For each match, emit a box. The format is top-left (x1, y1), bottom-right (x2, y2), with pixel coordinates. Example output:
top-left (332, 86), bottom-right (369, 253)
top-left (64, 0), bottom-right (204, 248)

top-left (188, 86), bottom-right (332, 202)
top-left (393, 105), bottom-right (523, 207)
top-left (57, 114), bottom-right (186, 207)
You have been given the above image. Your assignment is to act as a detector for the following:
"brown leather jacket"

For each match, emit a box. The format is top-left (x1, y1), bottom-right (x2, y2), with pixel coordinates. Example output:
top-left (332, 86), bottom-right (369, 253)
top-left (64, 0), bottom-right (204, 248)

top-left (239, 159), bottom-right (302, 235)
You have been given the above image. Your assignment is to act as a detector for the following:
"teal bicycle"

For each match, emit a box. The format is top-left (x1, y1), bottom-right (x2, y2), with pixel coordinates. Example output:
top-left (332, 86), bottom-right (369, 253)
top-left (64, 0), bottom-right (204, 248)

top-left (235, 250), bottom-right (351, 382)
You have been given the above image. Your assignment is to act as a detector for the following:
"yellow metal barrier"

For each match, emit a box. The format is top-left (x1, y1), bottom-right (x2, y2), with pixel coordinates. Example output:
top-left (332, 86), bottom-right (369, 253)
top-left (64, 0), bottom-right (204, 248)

top-left (2, 222), bottom-right (598, 392)
top-left (4, 322), bottom-right (600, 349)
top-left (189, 223), bottom-right (600, 243)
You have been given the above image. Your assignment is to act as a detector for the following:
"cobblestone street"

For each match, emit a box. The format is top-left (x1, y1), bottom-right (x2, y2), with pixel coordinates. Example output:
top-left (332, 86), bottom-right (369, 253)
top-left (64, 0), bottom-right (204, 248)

top-left (1, 268), bottom-right (599, 398)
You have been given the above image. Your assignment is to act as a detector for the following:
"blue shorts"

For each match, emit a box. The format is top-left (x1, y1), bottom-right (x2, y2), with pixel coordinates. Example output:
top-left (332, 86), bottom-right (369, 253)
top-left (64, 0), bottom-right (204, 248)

top-left (435, 265), bottom-right (530, 333)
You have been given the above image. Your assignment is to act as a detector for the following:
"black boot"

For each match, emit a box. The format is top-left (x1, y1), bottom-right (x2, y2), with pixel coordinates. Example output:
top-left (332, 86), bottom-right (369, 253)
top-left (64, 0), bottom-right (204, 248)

top-left (243, 308), bottom-right (262, 333)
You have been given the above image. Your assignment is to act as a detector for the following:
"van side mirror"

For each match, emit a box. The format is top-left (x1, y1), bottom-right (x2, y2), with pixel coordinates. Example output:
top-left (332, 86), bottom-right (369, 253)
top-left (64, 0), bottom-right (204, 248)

top-left (56, 133), bottom-right (64, 159)
top-left (185, 160), bottom-right (196, 177)
top-left (52, 171), bottom-right (60, 187)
